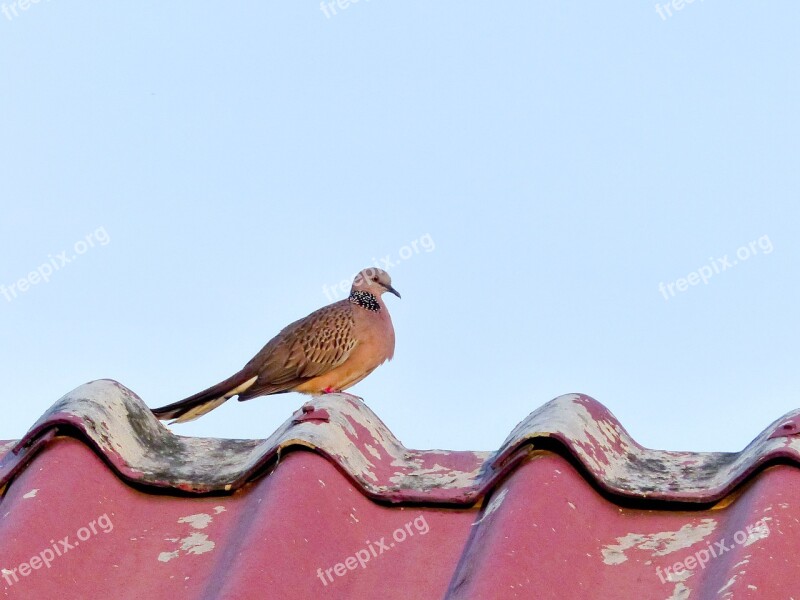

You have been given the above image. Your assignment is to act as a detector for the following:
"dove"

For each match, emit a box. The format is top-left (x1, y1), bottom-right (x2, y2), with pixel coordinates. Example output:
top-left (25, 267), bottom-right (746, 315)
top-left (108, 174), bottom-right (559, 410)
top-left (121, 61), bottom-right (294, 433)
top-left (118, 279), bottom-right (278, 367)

top-left (152, 268), bottom-right (399, 423)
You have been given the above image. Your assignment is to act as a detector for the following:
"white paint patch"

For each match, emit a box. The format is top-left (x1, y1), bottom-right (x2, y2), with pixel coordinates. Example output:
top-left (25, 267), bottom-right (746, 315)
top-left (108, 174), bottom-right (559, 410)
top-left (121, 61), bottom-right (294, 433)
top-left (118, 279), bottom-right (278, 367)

top-left (389, 457), bottom-right (486, 491)
top-left (22, 489), bottom-right (39, 499)
top-left (365, 443), bottom-right (382, 460)
top-left (181, 532), bottom-right (215, 555)
top-left (158, 551), bottom-right (179, 563)
top-left (718, 569), bottom-right (745, 596)
top-left (157, 510), bottom-right (222, 562)
top-left (743, 518), bottom-right (771, 546)
top-left (539, 398), bottom-right (637, 482)
top-left (474, 488), bottom-right (509, 525)
top-left (732, 559), bottom-right (750, 569)
top-left (179, 513), bottom-right (213, 529)
top-left (666, 582), bottom-right (691, 600)
top-left (601, 519), bottom-right (717, 565)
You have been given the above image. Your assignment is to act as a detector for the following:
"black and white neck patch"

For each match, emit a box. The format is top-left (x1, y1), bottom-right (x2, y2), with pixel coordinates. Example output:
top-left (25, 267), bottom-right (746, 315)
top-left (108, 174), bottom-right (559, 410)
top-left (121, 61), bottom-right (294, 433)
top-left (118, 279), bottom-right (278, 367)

top-left (349, 290), bottom-right (380, 311)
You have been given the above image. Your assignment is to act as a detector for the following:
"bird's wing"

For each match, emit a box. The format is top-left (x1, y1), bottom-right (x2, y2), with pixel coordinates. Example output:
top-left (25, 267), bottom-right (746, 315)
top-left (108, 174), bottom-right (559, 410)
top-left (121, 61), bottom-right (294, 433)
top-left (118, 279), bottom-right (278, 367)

top-left (247, 301), bottom-right (358, 386)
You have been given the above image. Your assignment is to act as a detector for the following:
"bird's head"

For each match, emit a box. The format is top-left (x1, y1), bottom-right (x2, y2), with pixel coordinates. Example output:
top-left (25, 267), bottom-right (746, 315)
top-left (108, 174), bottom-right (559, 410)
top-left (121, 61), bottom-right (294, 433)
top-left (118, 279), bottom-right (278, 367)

top-left (351, 268), bottom-right (401, 298)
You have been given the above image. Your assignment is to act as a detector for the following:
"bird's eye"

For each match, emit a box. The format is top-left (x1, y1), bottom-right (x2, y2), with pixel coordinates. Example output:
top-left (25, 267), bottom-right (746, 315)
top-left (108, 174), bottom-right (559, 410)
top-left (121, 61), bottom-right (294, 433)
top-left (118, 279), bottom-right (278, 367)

top-left (371, 276), bottom-right (378, 282)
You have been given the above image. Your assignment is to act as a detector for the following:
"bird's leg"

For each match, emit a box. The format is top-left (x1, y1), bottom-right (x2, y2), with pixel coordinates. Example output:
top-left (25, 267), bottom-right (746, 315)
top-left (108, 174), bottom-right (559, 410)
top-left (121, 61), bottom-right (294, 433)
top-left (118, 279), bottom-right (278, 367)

top-left (321, 386), bottom-right (363, 401)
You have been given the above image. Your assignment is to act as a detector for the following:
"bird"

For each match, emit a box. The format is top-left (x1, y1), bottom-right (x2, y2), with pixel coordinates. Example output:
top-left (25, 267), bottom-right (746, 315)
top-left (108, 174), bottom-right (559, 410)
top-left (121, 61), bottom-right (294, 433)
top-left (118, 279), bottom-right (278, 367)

top-left (152, 268), bottom-right (400, 423)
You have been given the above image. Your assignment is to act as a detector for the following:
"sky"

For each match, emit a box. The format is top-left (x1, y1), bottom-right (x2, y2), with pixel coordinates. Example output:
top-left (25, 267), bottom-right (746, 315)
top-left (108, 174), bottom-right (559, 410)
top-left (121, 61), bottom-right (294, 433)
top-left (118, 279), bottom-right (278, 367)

top-left (1, 2), bottom-right (798, 455)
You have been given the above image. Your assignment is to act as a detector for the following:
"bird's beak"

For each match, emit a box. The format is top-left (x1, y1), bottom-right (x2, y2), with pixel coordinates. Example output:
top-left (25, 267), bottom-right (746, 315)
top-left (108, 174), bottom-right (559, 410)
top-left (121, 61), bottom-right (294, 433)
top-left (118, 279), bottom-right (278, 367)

top-left (385, 285), bottom-right (401, 299)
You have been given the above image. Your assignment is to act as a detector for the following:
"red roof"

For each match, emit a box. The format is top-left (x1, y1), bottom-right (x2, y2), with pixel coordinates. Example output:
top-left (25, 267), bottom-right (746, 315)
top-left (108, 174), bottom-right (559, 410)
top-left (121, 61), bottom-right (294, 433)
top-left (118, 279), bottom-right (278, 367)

top-left (1, 380), bottom-right (798, 598)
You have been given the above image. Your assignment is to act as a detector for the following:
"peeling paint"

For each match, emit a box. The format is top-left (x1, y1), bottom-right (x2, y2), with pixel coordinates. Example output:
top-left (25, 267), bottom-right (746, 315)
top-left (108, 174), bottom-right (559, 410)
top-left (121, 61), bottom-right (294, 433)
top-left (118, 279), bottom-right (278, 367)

top-left (474, 488), bottom-right (508, 526)
top-left (13, 379), bottom-right (799, 597)
top-left (178, 513), bottom-right (213, 529)
top-left (157, 508), bottom-right (223, 563)
top-left (743, 518), bottom-right (771, 546)
top-left (180, 532), bottom-right (215, 555)
top-left (158, 531), bottom-right (215, 563)
top-left (731, 558), bottom-right (750, 569)
top-left (544, 399), bottom-right (636, 484)
top-left (601, 519), bottom-right (717, 565)
top-left (22, 488), bottom-right (38, 499)
top-left (389, 455), bottom-right (486, 492)
top-left (717, 569), bottom-right (746, 596)
top-left (158, 551), bottom-right (179, 563)
top-left (365, 443), bottom-right (382, 460)
top-left (666, 583), bottom-right (691, 600)
top-left (9, 380), bottom-right (800, 512)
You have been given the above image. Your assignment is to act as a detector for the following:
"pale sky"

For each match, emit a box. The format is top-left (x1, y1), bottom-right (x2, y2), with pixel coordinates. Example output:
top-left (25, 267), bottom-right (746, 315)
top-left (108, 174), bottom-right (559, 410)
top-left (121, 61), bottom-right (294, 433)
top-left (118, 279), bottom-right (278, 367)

top-left (1, 2), bottom-right (798, 455)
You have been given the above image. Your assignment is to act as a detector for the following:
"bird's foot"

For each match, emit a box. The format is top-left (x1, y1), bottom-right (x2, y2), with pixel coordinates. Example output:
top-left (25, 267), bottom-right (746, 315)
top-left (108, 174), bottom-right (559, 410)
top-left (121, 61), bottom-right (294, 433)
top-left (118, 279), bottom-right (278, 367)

top-left (319, 387), bottom-right (363, 402)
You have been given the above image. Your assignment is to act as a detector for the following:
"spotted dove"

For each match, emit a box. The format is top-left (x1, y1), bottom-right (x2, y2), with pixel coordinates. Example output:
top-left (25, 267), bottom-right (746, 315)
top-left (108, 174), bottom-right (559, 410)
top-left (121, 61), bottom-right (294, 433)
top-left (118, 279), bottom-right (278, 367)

top-left (152, 268), bottom-right (400, 423)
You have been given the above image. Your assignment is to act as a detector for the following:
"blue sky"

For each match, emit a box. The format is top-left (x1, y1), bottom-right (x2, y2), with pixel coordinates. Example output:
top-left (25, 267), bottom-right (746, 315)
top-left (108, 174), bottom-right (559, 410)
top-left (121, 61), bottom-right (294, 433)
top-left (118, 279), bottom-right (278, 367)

top-left (1, 2), bottom-right (798, 454)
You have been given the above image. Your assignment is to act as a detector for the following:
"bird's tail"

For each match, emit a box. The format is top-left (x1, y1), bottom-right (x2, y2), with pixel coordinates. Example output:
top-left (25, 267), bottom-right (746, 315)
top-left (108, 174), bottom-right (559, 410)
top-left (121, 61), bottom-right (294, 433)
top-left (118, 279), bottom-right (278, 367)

top-left (152, 371), bottom-right (259, 424)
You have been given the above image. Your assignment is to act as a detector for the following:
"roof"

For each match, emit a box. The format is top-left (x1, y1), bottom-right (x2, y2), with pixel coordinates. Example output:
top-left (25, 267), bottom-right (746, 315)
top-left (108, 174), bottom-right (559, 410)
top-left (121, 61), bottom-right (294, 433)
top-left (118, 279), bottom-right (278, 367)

top-left (1, 380), bottom-right (799, 598)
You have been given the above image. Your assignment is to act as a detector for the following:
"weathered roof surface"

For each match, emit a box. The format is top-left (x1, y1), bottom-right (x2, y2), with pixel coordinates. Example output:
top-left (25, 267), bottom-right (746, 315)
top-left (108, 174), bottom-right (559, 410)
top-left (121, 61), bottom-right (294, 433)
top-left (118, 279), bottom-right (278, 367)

top-left (1, 380), bottom-right (799, 598)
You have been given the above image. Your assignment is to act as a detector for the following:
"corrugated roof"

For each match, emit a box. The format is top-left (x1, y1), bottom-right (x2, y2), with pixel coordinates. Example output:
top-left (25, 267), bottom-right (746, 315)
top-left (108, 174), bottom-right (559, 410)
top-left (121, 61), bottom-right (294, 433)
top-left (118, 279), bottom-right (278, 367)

top-left (1, 380), bottom-right (798, 598)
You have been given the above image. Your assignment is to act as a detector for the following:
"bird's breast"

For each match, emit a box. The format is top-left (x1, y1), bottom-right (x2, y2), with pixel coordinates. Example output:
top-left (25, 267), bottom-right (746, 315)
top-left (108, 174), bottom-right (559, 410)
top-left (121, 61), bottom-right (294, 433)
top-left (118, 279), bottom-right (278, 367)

top-left (356, 307), bottom-right (395, 361)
